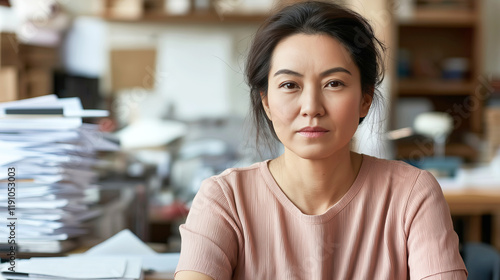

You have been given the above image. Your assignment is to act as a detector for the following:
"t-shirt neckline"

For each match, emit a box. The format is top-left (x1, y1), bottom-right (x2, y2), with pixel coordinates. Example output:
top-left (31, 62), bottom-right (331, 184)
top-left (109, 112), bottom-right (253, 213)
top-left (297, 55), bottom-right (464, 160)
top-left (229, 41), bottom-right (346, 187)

top-left (260, 154), bottom-right (372, 224)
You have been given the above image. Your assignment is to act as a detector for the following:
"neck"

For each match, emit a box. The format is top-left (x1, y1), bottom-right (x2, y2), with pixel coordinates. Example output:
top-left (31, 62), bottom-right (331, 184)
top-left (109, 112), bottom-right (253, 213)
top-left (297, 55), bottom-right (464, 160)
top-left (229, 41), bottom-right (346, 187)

top-left (269, 149), bottom-right (362, 215)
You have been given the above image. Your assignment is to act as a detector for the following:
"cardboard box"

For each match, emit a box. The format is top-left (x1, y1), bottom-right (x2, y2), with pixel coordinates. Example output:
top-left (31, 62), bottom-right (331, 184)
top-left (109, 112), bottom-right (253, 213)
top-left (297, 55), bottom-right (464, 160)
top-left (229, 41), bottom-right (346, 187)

top-left (0, 33), bottom-right (18, 67)
top-left (19, 44), bottom-right (59, 68)
top-left (0, 67), bottom-right (18, 102)
top-left (24, 68), bottom-right (53, 99)
top-left (110, 49), bottom-right (156, 92)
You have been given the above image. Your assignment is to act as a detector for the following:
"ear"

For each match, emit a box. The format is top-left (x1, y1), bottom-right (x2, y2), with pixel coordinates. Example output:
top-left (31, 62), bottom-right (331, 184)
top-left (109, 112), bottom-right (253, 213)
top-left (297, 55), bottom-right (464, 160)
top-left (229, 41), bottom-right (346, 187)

top-left (261, 91), bottom-right (272, 120)
top-left (359, 92), bottom-right (373, 118)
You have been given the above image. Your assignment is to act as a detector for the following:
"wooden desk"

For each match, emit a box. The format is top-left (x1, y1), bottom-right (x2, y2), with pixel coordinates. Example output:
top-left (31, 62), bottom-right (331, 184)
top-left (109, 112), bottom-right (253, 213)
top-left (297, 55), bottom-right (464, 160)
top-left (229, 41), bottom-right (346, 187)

top-left (443, 188), bottom-right (500, 250)
top-left (145, 272), bottom-right (174, 280)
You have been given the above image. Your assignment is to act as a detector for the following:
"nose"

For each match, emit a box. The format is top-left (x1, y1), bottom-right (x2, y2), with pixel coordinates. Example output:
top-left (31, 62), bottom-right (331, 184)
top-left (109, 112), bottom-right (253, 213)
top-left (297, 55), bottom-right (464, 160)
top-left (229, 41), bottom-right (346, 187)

top-left (299, 86), bottom-right (325, 118)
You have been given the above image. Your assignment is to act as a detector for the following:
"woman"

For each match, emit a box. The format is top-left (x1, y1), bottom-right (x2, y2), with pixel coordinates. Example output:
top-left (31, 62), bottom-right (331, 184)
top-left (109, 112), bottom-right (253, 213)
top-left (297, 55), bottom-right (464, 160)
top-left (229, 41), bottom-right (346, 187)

top-left (175, 1), bottom-right (467, 279)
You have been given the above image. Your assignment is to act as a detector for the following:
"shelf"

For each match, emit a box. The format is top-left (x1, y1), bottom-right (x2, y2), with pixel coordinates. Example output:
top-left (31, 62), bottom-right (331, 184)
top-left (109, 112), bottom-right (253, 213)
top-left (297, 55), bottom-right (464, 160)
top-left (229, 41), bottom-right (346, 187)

top-left (398, 9), bottom-right (477, 27)
top-left (397, 79), bottom-right (475, 96)
top-left (106, 12), bottom-right (268, 24)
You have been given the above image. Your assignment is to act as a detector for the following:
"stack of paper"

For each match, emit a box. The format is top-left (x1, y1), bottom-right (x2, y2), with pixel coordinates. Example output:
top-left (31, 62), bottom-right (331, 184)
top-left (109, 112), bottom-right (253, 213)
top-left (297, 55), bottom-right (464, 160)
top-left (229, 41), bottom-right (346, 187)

top-left (0, 229), bottom-right (179, 280)
top-left (0, 95), bottom-right (118, 253)
top-left (1, 256), bottom-right (143, 280)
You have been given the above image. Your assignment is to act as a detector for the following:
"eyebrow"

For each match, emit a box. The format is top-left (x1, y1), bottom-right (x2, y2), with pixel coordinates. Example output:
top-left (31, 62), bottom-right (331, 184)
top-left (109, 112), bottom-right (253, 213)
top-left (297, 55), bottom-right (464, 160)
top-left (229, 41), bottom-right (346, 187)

top-left (273, 67), bottom-right (352, 77)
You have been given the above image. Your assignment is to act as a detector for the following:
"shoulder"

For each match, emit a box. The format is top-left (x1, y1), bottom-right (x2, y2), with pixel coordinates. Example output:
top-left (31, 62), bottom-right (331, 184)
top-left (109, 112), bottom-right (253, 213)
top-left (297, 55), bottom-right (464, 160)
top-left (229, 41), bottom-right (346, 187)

top-left (361, 155), bottom-right (441, 200)
top-left (208, 160), bottom-right (266, 186)
top-left (216, 160), bottom-right (266, 181)
top-left (364, 154), bottom-right (423, 176)
top-left (199, 160), bottom-right (268, 197)
top-left (363, 155), bottom-right (431, 185)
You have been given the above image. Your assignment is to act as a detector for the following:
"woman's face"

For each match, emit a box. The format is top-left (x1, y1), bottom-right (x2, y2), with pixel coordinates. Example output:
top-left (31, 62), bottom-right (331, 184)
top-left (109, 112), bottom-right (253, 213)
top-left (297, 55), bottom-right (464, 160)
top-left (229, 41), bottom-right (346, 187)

top-left (262, 33), bottom-right (372, 160)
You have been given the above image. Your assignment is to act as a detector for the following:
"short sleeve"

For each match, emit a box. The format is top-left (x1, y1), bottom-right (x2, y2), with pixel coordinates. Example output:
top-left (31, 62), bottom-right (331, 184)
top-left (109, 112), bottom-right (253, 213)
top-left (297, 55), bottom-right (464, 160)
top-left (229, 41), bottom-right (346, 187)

top-left (175, 177), bottom-right (241, 280)
top-left (404, 170), bottom-right (467, 280)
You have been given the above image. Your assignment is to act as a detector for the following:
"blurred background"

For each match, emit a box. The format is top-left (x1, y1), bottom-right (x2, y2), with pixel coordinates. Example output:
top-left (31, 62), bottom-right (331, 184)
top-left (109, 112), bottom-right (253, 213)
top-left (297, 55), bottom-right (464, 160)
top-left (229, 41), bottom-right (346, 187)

top-left (0, 0), bottom-right (500, 272)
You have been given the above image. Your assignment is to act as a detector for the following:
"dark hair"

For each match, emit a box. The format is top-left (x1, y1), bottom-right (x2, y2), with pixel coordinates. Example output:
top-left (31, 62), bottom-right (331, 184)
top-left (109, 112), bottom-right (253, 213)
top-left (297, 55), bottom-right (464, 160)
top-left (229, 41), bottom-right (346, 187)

top-left (245, 0), bottom-right (386, 150)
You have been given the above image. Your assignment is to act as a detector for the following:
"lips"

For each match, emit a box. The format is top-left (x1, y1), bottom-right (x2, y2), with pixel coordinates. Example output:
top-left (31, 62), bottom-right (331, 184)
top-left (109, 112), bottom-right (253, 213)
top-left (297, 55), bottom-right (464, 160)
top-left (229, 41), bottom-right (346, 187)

top-left (297, 126), bottom-right (329, 138)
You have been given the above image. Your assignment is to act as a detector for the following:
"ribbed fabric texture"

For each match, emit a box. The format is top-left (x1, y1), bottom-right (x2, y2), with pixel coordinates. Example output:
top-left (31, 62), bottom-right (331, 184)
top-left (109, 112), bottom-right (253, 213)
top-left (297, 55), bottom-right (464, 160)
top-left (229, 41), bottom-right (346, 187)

top-left (175, 155), bottom-right (467, 280)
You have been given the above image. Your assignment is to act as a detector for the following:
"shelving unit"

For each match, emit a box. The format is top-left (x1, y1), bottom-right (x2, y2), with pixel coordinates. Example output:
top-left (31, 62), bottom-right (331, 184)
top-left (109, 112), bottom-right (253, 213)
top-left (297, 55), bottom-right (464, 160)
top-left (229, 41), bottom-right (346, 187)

top-left (393, 0), bottom-right (483, 161)
top-left (103, 0), bottom-right (270, 24)
top-left (106, 12), bottom-right (268, 24)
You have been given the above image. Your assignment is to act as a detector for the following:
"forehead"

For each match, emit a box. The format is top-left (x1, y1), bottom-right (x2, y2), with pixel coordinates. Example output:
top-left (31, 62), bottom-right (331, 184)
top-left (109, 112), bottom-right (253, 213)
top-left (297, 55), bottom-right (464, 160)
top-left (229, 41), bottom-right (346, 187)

top-left (270, 33), bottom-right (356, 73)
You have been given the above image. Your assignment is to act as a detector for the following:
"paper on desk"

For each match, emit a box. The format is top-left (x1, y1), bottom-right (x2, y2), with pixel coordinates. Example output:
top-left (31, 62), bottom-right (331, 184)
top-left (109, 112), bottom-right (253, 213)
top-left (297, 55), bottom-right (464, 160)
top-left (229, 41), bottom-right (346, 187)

top-left (82, 229), bottom-right (180, 273)
top-left (0, 154), bottom-right (23, 166)
top-left (85, 229), bottom-right (157, 255)
top-left (0, 117), bottom-right (82, 131)
top-left (0, 130), bottom-right (79, 142)
top-left (0, 96), bottom-right (83, 115)
top-left (0, 96), bottom-right (88, 131)
top-left (141, 253), bottom-right (180, 273)
top-left (79, 124), bottom-right (120, 152)
top-left (0, 95), bottom-right (58, 110)
top-left (115, 118), bottom-right (187, 149)
top-left (1, 256), bottom-right (142, 280)
top-left (0, 97), bottom-right (108, 119)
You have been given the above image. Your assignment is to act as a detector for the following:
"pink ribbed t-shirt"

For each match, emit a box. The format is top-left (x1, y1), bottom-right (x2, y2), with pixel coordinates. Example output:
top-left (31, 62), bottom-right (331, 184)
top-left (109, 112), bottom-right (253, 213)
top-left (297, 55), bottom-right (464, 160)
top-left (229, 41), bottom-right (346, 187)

top-left (175, 155), bottom-right (467, 279)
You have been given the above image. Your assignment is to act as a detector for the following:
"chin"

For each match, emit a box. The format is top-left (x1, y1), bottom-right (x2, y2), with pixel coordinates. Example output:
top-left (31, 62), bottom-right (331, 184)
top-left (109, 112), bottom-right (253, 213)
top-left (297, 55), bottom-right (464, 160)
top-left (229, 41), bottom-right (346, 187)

top-left (284, 140), bottom-right (353, 160)
top-left (289, 147), bottom-right (338, 160)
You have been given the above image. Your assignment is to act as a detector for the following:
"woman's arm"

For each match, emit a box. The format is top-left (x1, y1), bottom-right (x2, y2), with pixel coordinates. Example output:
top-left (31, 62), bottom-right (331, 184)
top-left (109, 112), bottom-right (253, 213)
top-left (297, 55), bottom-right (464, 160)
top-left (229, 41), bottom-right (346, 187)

top-left (420, 270), bottom-right (467, 280)
top-left (405, 170), bottom-right (467, 279)
top-left (174, 177), bottom-right (241, 280)
top-left (175, 271), bottom-right (214, 280)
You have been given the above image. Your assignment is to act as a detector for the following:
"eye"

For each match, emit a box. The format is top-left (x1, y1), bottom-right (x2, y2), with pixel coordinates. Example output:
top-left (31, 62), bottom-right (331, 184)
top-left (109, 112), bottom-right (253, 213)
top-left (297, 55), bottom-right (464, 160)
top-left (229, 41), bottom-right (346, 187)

top-left (279, 82), bottom-right (299, 90)
top-left (326, 80), bottom-right (345, 88)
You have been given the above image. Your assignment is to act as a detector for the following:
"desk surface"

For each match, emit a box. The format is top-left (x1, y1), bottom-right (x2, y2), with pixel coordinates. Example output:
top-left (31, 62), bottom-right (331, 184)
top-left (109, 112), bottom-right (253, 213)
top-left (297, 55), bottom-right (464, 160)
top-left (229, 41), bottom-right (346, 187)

top-left (443, 188), bottom-right (500, 251)
top-left (443, 188), bottom-right (500, 215)
top-left (145, 272), bottom-right (174, 280)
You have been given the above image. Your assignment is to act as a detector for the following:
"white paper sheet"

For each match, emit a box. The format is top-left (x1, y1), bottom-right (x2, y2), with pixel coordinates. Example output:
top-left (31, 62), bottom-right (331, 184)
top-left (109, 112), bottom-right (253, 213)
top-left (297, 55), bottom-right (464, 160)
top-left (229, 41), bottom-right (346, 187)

top-left (84, 229), bottom-right (157, 256)
top-left (82, 229), bottom-right (180, 273)
top-left (115, 119), bottom-right (187, 149)
top-left (2, 257), bottom-right (127, 279)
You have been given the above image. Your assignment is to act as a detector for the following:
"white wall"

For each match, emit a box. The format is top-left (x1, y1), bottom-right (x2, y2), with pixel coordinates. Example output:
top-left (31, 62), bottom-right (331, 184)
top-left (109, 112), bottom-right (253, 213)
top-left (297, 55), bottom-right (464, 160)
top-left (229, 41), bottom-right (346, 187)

top-left (102, 23), bottom-right (258, 121)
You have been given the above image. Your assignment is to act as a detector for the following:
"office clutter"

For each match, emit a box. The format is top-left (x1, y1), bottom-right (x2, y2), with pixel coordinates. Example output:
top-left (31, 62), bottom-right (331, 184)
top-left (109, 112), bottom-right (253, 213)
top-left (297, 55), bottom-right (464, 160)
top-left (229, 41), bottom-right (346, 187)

top-left (0, 0), bottom-right (71, 101)
top-left (0, 32), bottom-right (61, 102)
top-left (83, 229), bottom-right (179, 275)
top-left (0, 95), bottom-right (118, 254)
top-left (115, 118), bottom-right (187, 150)
top-left (1, 256), bottom-right (143, 280)
top-left (0, 229), bottom-right (180, 280)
